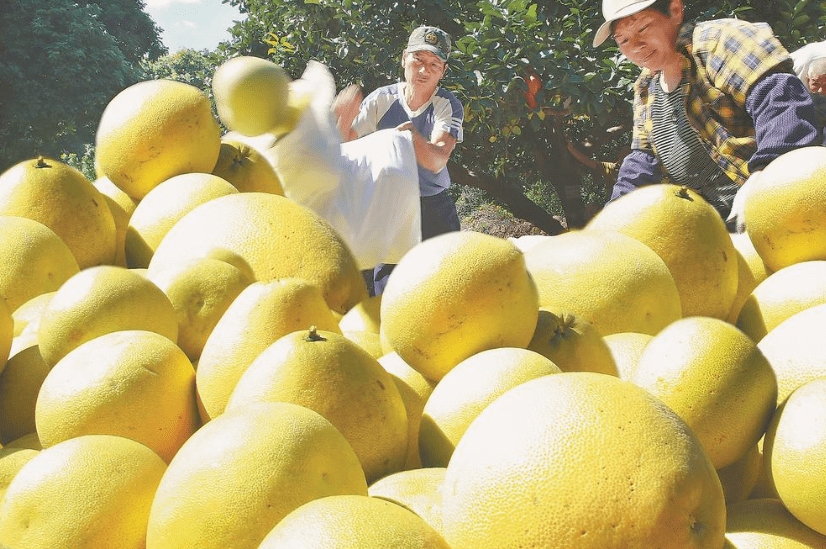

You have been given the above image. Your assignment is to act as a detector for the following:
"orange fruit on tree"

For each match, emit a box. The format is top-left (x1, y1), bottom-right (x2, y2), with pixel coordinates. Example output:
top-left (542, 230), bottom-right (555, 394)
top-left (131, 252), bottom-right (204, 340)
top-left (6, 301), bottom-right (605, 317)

top-left (95, 79), bottom-right (222, 200)
top-left (743, 146), bottom-right (826, 272)
top-left (586, 183), bottom-right (738, 320)
top-left (523, 230), bottom-right (682, 336)
top-left (439, 372), bottom-right (726, 549)
top-left (0, 157), bottom-right (116, 269)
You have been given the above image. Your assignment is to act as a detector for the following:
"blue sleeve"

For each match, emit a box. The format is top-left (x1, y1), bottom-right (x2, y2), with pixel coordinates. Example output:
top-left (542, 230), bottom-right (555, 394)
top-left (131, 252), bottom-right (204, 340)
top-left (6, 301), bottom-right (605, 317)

top-left (609, 149), bottom-right (662, 202)
top-left (745, 72), bottom-right (824, 172)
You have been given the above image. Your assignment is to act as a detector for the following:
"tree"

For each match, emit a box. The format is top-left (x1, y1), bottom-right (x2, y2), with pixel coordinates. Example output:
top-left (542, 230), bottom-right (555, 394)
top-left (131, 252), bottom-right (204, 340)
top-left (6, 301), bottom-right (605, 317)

top-left (223, 0), bottom-right (825, 232)
top-left (0, 0), bottom-right (165, 172)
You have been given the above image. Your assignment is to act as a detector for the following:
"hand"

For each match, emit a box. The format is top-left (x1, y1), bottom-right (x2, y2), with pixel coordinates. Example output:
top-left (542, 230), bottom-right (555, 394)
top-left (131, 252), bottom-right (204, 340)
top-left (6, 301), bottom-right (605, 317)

top-left (727, 170), bottom-right (761, 233)
top-left (332, 84), bottom-right (363, 140)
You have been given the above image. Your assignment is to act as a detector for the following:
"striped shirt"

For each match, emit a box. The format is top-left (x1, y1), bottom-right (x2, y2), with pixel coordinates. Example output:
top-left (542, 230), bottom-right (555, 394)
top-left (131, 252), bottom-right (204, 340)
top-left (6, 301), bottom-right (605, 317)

top-left (352, 82), bottom-right (464, 197)
top-left (650, 76), bottom-right (740, 217)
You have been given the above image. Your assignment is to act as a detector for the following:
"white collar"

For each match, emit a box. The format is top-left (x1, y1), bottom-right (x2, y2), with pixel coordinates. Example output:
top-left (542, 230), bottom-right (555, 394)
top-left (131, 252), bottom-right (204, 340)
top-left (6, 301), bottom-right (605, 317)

top-left (399, 81), bottom-right (438, 117)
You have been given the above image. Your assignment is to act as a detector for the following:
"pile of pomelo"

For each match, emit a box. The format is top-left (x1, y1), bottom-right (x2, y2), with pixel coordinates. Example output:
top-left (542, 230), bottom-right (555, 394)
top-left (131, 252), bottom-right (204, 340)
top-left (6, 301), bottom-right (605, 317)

top-left (0, 55), bottom-right (825, 548)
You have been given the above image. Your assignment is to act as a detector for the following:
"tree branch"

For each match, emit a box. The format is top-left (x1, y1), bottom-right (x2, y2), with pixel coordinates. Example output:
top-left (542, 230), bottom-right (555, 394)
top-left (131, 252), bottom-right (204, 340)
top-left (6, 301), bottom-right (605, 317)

top-left (447, 161), bottom-right (566, 236)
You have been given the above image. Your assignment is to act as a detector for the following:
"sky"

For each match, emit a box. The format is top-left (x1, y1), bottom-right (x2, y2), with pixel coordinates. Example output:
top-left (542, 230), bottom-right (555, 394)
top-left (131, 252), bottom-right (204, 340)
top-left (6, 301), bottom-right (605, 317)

top-left (144, 0), bottom-right (247, 54)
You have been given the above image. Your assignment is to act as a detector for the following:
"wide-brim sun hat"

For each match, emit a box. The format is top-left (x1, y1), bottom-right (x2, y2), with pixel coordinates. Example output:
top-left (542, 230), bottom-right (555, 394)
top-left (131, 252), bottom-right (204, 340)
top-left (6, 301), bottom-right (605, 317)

top-left (593, 0), bottom-right (658, 47)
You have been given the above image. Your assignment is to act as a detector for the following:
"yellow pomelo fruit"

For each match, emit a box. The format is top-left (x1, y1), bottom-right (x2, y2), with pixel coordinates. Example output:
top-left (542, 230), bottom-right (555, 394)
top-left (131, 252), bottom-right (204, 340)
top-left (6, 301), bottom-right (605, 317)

top-left (212, 139), bottom-right (284, 195)
top-left (757, 303), bottom-right (826, 405)
top-left (0, 434), bottom-right (166, 549)
top-left (630, 317), bottom-right (777, 469)
top-left (379, 351), bottom-right (437, 470)
top-left (0, 157), bottom-right (117, 269)
top-left (587, 183), bottom-right (738, 319)
top-left (195, 278), bottom-right (341, 421)
top-left (602, 331), bottom-right (653, 381)
top-left (226, 328), bottom-right (408, 483)
top-left (0, 156), bottom-right (117, 269)
top-left (743, 146), bottom-right (826, 272)
top-left (440, 372), bottom-right (726, 549)
top-left (727, 246), bottom-right (760, 324)
top-left (0, 331), bottom-right (50, 445)
top-left (12, 291), bottom-right (54, 337)
top-left (125, 172), bottom-right (238, 268)
top-left (763, 377), bottom-right (826, 535)
top-left (35, 330), bottom-right (199, 463)
top-left (724, 498), bottom-right (826, 549)
top-left (380, 231), bottom-right (539, 381)
top-left (147, 192), bottom-right (368, 314)
top-left (0, 447), bottom-right (38, 503)
top-left (145, 402), bottom-right (368, 549)
top-left (96, 79), bottom-right (222, 200)
top-left (258, 494), bottom-right (451, 549)
top-left (212, 56), bottom-right (291, 137)
top-left (419, 347), bottom-right (561, 468)
top-left (94, 176), bottom-right (139, 268)
top-left (0, 216), bottom-right (79, 314)
top-left (508, 234), bottom-right (552, 253)
top-left (524, 230), bottom-right (682, 336)
top-left (527, 307), bottom-right (618, 375)
top-left (342, 329), bottom-right (384, 359)
top-left (37, 265), bottom-right (178, 368)
top-left (368, 467), bottom-right (447, 534)
top-left (716, 444), bottom-right (761, 505)
top-left (0, 300), bottom-right (12, 372)
top-left (197, 247), bottom-right (256, 282)
top-left (339, 293), bottom-right (382, 334)
top-left (736, 260), bottom-right (826, 342)
top-left (730, 231), bottom-right (772, 285)
top-left (148, 257), bottom-right (252, 361)
top-left (3, 432), bottom-right (41, 450)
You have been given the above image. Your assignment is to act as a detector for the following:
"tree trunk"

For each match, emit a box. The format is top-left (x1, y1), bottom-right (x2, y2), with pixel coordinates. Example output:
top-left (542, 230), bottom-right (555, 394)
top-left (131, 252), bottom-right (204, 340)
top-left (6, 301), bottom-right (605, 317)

top-left (447, 161), bottom-right (566, 236)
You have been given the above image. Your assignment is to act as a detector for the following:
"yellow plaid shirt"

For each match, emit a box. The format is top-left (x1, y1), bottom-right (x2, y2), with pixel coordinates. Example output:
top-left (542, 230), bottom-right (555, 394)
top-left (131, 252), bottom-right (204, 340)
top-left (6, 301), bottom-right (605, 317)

top-left (631, 19), bottom-right (794, 185)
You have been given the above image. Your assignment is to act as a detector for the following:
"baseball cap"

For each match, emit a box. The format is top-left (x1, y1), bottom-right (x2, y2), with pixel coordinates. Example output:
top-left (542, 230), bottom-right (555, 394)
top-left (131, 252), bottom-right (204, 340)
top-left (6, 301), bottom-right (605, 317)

top-left (593, 0), bottom-right (657, 47)
top-left (407, 26), bottom-right (452, 61)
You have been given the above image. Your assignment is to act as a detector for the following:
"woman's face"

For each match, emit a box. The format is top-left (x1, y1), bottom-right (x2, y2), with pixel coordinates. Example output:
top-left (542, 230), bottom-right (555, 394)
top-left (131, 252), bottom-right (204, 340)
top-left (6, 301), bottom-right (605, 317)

top-left (613, 3), bottom-right (683, 72)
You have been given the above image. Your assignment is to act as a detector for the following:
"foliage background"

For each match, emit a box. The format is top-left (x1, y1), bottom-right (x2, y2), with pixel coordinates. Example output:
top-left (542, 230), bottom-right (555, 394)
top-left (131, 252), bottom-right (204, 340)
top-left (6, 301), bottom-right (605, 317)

top-left (1, 0), bottom-right (823, 229)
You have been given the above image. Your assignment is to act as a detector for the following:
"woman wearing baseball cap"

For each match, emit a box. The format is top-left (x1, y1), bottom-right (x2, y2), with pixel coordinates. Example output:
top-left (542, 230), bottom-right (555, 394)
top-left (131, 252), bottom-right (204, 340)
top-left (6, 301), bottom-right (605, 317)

top-left (594, 0), bottom-right (825, 230)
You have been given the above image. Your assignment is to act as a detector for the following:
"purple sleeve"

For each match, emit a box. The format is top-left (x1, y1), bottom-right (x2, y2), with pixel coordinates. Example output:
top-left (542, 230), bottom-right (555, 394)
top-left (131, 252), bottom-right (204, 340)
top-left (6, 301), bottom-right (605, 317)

top-left (609, 149), bottom-right (662, 202)
top-left (745, 72), bottom-right (824, 172)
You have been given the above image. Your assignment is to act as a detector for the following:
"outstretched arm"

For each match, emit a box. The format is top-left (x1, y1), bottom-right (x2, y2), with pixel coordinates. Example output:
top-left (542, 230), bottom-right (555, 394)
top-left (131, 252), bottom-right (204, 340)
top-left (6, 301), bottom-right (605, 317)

top-left (332, 84), bottom-right (363, 142)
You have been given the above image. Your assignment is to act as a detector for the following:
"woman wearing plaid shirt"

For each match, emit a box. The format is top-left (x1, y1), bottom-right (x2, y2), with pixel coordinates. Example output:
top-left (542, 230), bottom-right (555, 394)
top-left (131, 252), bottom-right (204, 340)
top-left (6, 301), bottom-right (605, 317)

top-left (594, 0), bottom-right (825, 229)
